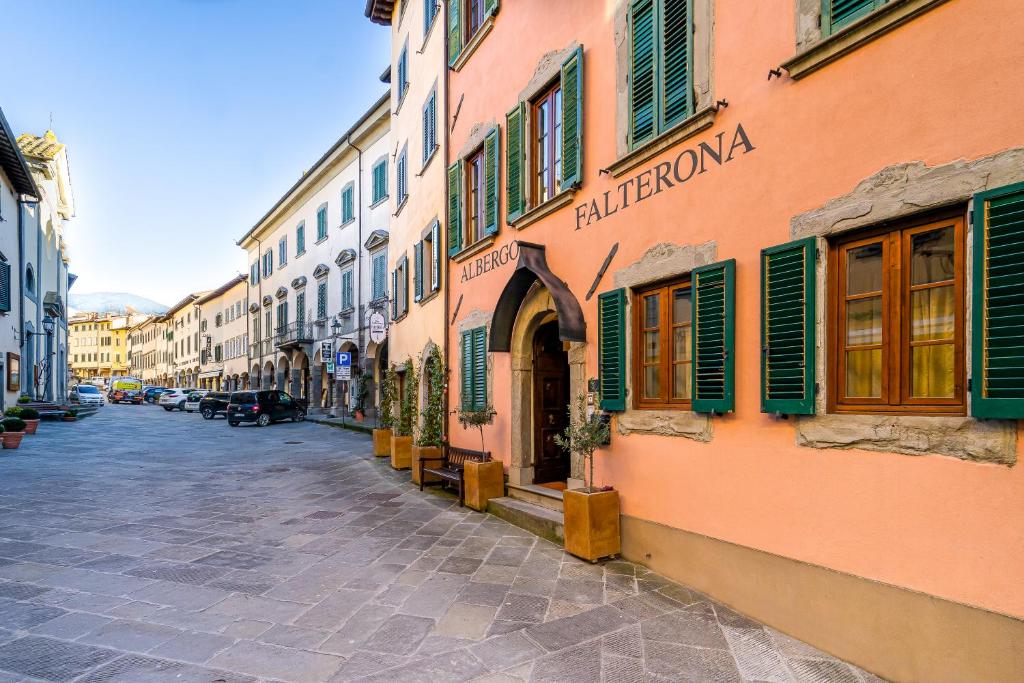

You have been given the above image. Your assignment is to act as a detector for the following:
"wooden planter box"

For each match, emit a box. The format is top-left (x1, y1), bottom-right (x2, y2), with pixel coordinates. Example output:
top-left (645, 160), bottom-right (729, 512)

top-left (411, 446), bottom-right (442, 485)
top-left (464, 459), bottom-right (505, 511)
top-left (372, 428), bottom-right (392, 457)
top-left (390, 435), bottom-right (413, 470)
top-left (563, 489), bottom-right (620, 562)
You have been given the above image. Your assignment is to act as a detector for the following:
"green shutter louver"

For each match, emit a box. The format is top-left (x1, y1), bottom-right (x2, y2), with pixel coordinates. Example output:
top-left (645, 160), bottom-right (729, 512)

top-left (692, 259), bottom-right (736, 414)
top-left (431, 220), bottom-right (441, 292)
top-left (972, 182), bottom-right (1024, 418)
top-left (0, 260), bottom-right (11, 313)
top-left (448, 0), bottom-right (462, 66)
top-left (447, 162), bottom-right (462, 256)
top-left (560, 46), bottom-right (583, 189)
top-left (823, 0), bottom-right (883, 34)
top-left (483, 127), bottom-right (500, 236)
top-left (662, 0), bottom-right (691, 129)
top-left (484, 0), bottom-right (499, 19)
top-left (629, 0), bottom-right (656, 146)
top-left (761, 239), bottom-right (816, 415)
top-left (598, 288), bottom-right (626, 411)
top-left (461, 330), bottom-right (473, 410)
top-left (472, 326), bottom-right (487, 409)
top-left (414, 241), bottom-right (424, 302)
top-left (391, 269), bottom-right (398, 319)
top-left (506, 102), bottom-right (526, 222)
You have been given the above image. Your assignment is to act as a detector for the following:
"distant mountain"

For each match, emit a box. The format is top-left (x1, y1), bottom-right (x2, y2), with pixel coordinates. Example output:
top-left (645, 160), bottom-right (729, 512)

top-left (69, 292), bottom-right (168, 315)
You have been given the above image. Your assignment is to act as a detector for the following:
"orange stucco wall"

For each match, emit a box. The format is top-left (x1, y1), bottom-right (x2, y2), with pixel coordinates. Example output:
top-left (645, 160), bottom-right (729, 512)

top-left (446, 0), bottom-right (1024, 618)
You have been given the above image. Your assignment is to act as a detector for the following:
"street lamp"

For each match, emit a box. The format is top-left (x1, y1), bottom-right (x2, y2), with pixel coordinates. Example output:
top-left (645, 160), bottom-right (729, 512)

top-left (330, 318), bottom-right (342, 417)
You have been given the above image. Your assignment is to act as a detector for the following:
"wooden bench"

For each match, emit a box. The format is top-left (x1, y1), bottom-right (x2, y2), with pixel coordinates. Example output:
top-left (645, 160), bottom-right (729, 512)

top-left (418, 445), bottom-right (491, 507)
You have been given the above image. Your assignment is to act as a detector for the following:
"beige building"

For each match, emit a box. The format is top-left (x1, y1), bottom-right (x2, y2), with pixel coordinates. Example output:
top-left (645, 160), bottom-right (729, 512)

top-left (195, 275), bottom-right (248, 391)
top-left (69, 313), bottom-right (131, 383)
top-left (163, 292), bottom-right (205, 388)
top-left (366, 0), bottom-right (448, 414)
top-left (127, 315), bottom-right (166, 386)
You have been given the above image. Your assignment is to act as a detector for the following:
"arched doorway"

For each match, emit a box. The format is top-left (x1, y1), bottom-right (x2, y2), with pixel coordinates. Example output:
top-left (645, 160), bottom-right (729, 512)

top-left (532, 320), bottom-right (571, 484)
top-left (262, 361), bottom-right (275, 390)
top-left (277, 356), bottom-right (291, 392)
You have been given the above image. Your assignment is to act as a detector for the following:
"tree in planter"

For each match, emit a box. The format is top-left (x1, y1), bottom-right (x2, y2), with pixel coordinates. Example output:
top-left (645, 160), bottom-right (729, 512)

top-left (417, 347), bottom-right (447, 448)
top-left (458, 404), bottom-right (496, 454)
top-left (352, 373), bottom-right (370, 416)
top-left (395, 360), bottom-right (418, 438)
top-left (377, 367), bottom-right (396, 430)
top-left (553, 394), bottom-right (612, 491)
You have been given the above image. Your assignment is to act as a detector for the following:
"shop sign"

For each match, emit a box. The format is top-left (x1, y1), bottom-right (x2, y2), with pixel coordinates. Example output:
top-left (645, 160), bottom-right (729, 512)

top-left (369, 312), bottom-right (387, 344)
top-left (326, 361), bottom-right (335, 373)
top-left (574, 123), bottom-right (756, 230)
top-left (460, 240), bottom-right (520, 283)
top-left (320, 340), bottom-right (333, 363)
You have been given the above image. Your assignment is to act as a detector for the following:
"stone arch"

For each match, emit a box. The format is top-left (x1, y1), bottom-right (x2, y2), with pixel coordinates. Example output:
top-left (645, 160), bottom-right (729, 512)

top-left (507, 282), bottom-right (587, 487)
top-left (277, 356), bottom-right (291, 392)
top-left (262, 360), bottom-right (275, 390)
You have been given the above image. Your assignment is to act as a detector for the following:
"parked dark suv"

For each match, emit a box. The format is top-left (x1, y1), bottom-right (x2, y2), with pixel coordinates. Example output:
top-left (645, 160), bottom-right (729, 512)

top-left (227, 390), bottom-right (307, 427)
top-left (198, 392), bottom-right (231, 420)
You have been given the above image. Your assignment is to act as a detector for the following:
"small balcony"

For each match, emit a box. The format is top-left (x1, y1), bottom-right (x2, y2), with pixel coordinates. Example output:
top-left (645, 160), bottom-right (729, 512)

top-left (275, 321), bottom-right (314, 349)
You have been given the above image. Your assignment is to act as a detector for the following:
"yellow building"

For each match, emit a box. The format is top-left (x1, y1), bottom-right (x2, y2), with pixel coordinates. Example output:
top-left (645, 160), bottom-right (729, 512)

top-left (69, 313), bottom-right (131, 383)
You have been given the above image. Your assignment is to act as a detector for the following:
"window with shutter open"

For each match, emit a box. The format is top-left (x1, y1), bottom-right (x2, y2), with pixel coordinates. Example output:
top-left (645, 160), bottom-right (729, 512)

top-left (692, 259), bottom-right (735, 413)
top-left (560, 46), bottom-right (583, 189)
top-left (506, 102), bottom-right (526, 222)
top-left (629, 0), bottom-right (692, 148)
top-left (483, 127), bottom-right (499, 236)
top-left (972, 183), bottom-right (1024, 418)
top-left (762, 238), bottom-right (816, 415)
top-left (598, 288), bottom-right (627, 411)
top-left (414, 241), bottom-right (424, 302)
top-left (447, 162), bottom-right (462, 256)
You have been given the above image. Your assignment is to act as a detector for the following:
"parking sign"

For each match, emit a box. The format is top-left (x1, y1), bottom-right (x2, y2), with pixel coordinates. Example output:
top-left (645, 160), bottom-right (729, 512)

top-left (335, 351), bottom-right (352, 380)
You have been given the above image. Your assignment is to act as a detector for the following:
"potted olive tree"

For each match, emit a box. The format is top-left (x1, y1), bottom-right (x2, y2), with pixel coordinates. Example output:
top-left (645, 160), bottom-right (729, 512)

top-left (391, 360), bottom-right (417, 470)
top-left (412, 347), bottom-right (445, 486)
top-left (373, 368), bottom-right (395, 457)
top-left (1, 416), bottom-right (26, 449)
top-left (457, 403), bottom-right (504, 511)
top-left (554, 394), bottom-right (616, 562)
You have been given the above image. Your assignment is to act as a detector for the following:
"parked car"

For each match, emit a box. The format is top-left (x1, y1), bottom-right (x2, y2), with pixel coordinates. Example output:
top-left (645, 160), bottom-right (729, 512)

top-left (227, 390), bottom-right (307, 427)
top-left (159, 388), bottom-right (193, 411)
top-left (69, 384), bottom-right (105, 407)
top-left (143, 387), bottom-right (170, 403)
top-left (183, 390), bottom-right (210, 413)
top-left (198, 392), bottom-right (231, 420)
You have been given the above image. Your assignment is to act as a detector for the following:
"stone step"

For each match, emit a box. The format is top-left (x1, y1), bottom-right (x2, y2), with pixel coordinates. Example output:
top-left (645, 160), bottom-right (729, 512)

top-left (506, 483), bottom-right (564, 512)
top-left (487, 496), bottom-right (564, 545)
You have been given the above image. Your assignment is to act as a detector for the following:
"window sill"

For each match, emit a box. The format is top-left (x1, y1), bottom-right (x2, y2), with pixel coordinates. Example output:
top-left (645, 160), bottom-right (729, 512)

top-left (450, 16), bottom-right (495, 73)
top-left (510, 190), bottom-right (576, 230)
top-left (607, 107), bottom-right (717, 178)
top-left (783, 0), bottom-right (952, 80)
top-left (417, 289), bottom-right (441, 307)
top-left (370, 196), bottom-right (389, 210)
top-left (419, 146), bottom-right (440, 175)
top-left (394, 196), bottom-right (409, 218)
top-left (451, 235), bottom-right (496, 263)
top-left (314, 236), bottom-right (328, 246)
top-left (296, 250), bottom-right (305, 258)
top-left (392, 310), bottom-right (410, 324)
top-left (339, 218), bottom-right (355, 229)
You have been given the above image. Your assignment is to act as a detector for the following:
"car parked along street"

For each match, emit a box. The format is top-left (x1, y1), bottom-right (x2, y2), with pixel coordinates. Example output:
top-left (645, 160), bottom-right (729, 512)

top-left (198, 392), bottom-right (231, 420)
top-left (159, 388), bottom-right (193, 411)
top-left (227, 390), bottom-right (306, 427)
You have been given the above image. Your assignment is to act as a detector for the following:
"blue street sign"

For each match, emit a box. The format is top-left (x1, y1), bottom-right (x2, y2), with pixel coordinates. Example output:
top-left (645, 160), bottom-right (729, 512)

top-left (336, 352), bottom-right (351, 367)
top-left (335, 352), bottom-right (352, 380)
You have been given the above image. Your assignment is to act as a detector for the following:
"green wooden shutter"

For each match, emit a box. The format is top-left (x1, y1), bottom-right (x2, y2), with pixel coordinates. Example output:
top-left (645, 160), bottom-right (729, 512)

top-left (661, 0), bottom-right (692, 129)
top-left (972, 182), bottom-right (1024, 418)
top-left (560, 46), bottom-right (583, 189)
top-left (472, 326), bottom-right (487, 409)
top-left (761, 238), bottom-right (816, 415)
top-left (692, 259), bottom-right (736, 414)
top-left (431, 220), bottom-right (441, 291)
top-left (484, 0), bottom-right (499, 19)
top-left (598, 288), bottom-right (626, 411)
top-left (506, 102), bottom-right (526, 222)
top-left (0, 260), bottom-right (11, 313)
top-left (448, 0), bottom-right (462, 66)
top-left (484, 127), bottom-right (500, 236)
top-left (629, 0), bottom-right (656, 146)
top-left (461, 330), bottom-right (473, 410)
top-left (447, 162), bottom-right (462, 256)
top-left (391, 270), bottom-right (398, 319)
top-left (414, 241), bottom-right (424, 302)
top-left (823, 0), bottom-right (882, 35)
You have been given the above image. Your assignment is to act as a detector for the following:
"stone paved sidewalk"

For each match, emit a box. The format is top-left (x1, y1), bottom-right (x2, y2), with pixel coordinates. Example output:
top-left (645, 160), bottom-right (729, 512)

top-left (0, 405), bottom-right (882, 682)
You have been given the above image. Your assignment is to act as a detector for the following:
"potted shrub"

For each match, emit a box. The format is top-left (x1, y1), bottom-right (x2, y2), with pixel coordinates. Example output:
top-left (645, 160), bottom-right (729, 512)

top-left (412, 347), bottom-right (445, 486)
top-left (352, 374), bottom-right (369, 421)
top-left (17, 395), bottom-right (30, 405)
top-left (457, 403), bottom-right (504, 511)
top-left (63, 408), bottom-right (78, 422)
top-left (391, 360), bottom-right (417, 470)
top-left (9, 407), bottom-right (39, 435)
top-left (1, 417), bottom-right (26, 449)
top-left (554, 394), bottom-right (617, 562)
top-left (373, 369), bottom-right (395, 457)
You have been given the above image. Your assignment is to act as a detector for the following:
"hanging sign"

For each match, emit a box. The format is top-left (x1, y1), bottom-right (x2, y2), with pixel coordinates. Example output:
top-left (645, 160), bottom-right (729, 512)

top-left (320, 340), bottom-right (333, 363)
top-left (369, 312), bottom-right (387, 344)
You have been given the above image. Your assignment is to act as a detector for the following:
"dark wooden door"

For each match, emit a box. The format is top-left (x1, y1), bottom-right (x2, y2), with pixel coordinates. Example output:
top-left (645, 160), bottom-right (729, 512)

top-left (533, 321), bottom-right (570, 484)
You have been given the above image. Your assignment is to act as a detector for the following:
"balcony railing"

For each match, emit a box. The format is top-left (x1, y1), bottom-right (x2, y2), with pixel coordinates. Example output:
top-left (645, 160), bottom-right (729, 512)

top-left (275, 321), bottom-right (314, 348)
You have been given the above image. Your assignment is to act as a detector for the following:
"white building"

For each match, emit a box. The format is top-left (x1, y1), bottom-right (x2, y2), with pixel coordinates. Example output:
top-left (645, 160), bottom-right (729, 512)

top-left (165, 292), bottom-right (204, 388)
top-left (237, 93), bottom-right (390, 413)
top-left (195, 274), bottom-right (248, 391)
top-left (0, 108), bottom-right (39, 409)
top-left (17, 129), bottom-right (75, 402)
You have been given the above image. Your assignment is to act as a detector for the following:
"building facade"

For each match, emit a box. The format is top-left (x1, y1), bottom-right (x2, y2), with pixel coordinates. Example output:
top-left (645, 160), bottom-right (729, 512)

top-left (441, 0), bottom-right (1024, 679)
top-left (366, 0), bottom-right (448, 415)
top-left (69, 313), bottom-right (131, 383)
top-left (16, 129), bottom-right (75, 402)
top-left (127, 315), bottom-right (161, 385)
top-left (164, 293), bottom-right (203, 388)
top-left (237, 94), bottom-right (390, 414)
top-left (0, 108), bottom-right (39, 409)
top-left (194, 274), bottom-right (248, 391)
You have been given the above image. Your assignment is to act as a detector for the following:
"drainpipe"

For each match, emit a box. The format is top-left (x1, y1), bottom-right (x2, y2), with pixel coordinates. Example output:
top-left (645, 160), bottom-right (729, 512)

top-left (442, 23), bottom-right (452, 442)
top-left (346, 134), bottom-right (365, 418)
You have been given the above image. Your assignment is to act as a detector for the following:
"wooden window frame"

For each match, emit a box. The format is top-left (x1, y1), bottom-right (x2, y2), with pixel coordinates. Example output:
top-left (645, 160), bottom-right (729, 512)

top-left (464, 0), bottom-right (485, 43)
top-left (465, 148), bottom-right (486, 247)
top-left (827, 211), bottom-right (966, 415)
top-left (632, 276), bottom-right (692, 410)
top-left (531, 81), bottom-right (563, 207)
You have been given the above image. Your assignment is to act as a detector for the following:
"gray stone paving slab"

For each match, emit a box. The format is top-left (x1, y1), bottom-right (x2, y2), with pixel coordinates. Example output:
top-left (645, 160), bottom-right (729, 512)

top-left (0, 406), bottom-right (874, 683)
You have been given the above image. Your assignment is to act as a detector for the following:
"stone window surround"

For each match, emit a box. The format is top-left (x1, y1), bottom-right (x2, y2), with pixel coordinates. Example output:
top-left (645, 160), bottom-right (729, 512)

top-left (786, 0), bottom-right (953, 79)
top-left (457, 308), bottom-right (494, 413)
top-left (791, 147), bottom-right (1024, 465)
top-left (451, 120), bottom-right (498, 261)
top-left (611, 0), bottom-right (716, 173)
top-left (611, 241), bottom-right (718, 442)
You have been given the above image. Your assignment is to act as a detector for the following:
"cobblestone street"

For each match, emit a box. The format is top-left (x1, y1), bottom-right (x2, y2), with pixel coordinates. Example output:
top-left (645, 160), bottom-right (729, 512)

top-left (0, 406), bottom-right (877, 682)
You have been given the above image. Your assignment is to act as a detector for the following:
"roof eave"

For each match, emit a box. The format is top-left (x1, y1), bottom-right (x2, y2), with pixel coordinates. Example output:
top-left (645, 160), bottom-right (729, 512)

top-left (364, 0), bottom-right (394, 25)
top-left (0, 107), bottom-right (40, 198)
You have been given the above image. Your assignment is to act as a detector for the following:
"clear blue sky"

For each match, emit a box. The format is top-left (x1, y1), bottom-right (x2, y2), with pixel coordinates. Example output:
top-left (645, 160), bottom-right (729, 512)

top-left (2, 0), bottom-right (389, 307)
